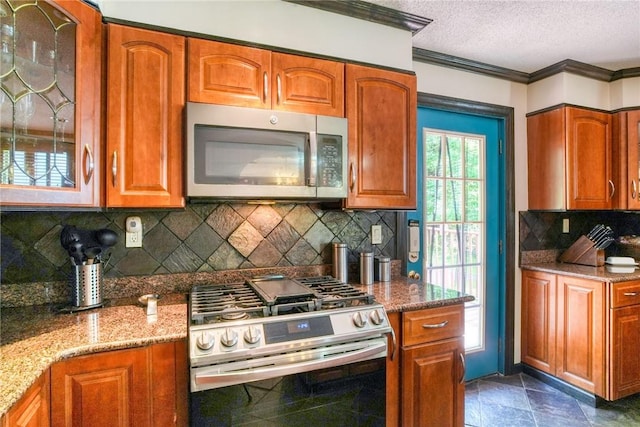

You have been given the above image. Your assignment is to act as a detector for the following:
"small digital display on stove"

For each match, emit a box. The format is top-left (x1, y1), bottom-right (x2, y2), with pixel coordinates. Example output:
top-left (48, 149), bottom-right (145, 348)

top-left (287, 320), bottom-right (311, 334)
top-left (264, 316), bottom-right (333, 344)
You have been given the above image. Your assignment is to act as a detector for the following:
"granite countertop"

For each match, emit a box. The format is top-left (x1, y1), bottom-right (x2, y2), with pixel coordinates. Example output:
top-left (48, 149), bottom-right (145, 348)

top-left (0, 278), bottom-right (471, 416)
top-left (521, 262), bottom-right (640, 282)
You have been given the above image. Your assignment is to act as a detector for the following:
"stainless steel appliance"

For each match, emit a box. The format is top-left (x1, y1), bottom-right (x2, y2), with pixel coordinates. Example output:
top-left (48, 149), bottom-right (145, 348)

top-left (186, 103), bottom-right (348, 201)
top-left (188, 275), bottom-right (393, 426)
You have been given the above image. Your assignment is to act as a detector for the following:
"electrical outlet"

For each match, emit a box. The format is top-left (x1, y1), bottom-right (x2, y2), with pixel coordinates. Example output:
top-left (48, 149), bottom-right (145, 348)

top-left (125, 216), bottom-right (143, 248)
top-left (562, 218), bottom-right (570, 233)
top-left (371, 225), bottom-right (382, 245)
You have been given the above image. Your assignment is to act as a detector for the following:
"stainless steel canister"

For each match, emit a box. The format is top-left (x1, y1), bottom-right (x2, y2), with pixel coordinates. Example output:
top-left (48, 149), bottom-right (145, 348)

top-left (360, 252), bottom-right (374, 285)
top-left (374, 256), bottom-right (391, 282)
top-left (332, 243), bottom-right (348, 283)
top-left (71, 262), bottom-right (103, 309)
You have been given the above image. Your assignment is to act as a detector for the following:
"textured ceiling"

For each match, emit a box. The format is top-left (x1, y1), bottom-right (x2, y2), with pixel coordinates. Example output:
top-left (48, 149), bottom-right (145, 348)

top-left (367, 0), bottom-right (640, 73)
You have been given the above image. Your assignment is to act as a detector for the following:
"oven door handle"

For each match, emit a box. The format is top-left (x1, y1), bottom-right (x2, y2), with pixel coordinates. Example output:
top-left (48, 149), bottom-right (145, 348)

top-left (193, 341), bottom-right (386, 390)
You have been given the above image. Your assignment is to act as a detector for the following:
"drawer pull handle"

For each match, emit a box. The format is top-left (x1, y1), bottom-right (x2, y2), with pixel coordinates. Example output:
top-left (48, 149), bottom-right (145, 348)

top-left (623, 292), bottom-right (638, 296)
top-left (459, 353), bottom-right (466, 384)
top-left (422, 320), bottom-right (448, 329)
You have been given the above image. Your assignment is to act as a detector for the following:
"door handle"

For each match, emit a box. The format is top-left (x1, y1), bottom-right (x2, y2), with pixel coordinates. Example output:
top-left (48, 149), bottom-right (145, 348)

top-left (609, 180), bottom-right (615, 199)
top-left (632, 180), bottom-right (637, 200)
top-left (349, 163), bottom-right (355, 192)
top-left (83, 144), bottom-right (94, 183)
top-left (459, 353), bottom-right (466, 384)
top-left (422, 320), bottom-right (448, 329)
top-left (263, 72), bottom-right (268, 104)
top-left (111, 151), bottom-right (118, 187)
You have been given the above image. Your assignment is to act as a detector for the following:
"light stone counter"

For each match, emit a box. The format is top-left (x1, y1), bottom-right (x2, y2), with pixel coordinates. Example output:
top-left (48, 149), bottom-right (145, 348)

top-left (1, 275), bottom-right (472, 417)
top-left (1, 300), bottom-right (187, 416)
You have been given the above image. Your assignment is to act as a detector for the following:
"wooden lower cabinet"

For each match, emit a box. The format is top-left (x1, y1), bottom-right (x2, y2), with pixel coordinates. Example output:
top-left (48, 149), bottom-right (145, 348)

top-left (385, 312), bottom-right (401, 427)
top-left (50, 341), bottom-right (187, 427)
top-left (609, 281), bottom-right (640, 400)
top-left (3, 370), bottom-right (50, 427)
top-left (522, 270), bottom-right (640, 401)
top-left (399, 304), bottom-right (465, 427)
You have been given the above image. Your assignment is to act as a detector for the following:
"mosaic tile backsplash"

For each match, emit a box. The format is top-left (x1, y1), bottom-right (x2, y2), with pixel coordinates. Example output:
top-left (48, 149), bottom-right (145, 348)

top-left (0, 203), bottom-right (397, 285)
top-left (519, 210), bottom-right (640, 262)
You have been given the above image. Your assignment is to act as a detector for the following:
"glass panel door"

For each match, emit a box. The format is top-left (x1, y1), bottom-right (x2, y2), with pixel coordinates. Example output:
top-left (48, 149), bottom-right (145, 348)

top-left (0, 1), bottom-right (76, 188)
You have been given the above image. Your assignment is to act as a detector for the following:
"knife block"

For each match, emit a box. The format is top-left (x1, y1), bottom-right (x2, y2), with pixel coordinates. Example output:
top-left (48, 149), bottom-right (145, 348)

top-left (558, 235), bottom-right (605, 266)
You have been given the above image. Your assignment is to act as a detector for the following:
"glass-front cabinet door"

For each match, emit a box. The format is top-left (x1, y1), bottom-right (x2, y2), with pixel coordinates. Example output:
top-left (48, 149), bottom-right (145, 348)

top-left (0, 0), bottom-right (101, 207)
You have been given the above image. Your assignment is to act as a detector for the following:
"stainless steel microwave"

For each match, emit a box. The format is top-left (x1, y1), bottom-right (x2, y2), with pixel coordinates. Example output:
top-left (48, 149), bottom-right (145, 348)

top-left (186, 103), bottom-right (348, 201)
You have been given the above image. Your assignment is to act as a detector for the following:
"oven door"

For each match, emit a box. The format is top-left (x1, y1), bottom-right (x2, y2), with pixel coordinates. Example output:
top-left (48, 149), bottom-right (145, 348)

top-left (191, 337), bottom-right (387, 391)
top-left (190, 354), bottom-right (386, 427)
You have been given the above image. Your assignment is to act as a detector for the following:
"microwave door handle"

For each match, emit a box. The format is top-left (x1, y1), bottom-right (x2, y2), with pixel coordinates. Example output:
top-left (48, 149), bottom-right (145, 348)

top-left (307, 131), bottom-right (317, 187)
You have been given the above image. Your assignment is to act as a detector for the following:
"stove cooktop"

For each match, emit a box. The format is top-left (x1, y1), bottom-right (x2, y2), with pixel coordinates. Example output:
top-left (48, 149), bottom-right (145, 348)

top-left (189, 275), bottom-right (374, 325)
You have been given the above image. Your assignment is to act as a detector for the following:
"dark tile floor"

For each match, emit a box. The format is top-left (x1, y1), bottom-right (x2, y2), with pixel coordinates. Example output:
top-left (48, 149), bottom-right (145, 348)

top-left (465, 373), bottom-right (640, 427)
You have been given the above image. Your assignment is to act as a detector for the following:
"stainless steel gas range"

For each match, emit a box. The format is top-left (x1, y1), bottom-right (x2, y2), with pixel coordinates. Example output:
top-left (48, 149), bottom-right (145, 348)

top-left (188, 275), bottom-right (394, 393)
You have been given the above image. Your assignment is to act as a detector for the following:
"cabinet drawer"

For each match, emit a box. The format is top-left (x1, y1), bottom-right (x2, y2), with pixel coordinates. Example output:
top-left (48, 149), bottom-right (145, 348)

top-left (402, 304), bottom-right (464, 347)
top-left (611, 281), bottom-right (640, 308)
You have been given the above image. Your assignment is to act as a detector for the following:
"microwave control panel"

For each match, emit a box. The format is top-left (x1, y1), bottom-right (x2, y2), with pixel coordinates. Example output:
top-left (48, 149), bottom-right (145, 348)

top-left (318, 135), bottom-right (343, 188)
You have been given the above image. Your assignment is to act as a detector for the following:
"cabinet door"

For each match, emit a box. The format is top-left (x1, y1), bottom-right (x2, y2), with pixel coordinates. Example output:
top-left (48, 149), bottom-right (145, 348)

top-left (565, 107), bottom-right (613, 210)
top-left (610, 305), bottom-right (640, 400)
top-left (106, 25), bottom-right (185, 208)
top-left (51, 347), bottom-right (150, 427)
top-left (187, 38), bottom-right (270, 108)
top-left (345, 64), bottom-right (416, 209)
top-left (626, 111), bottom-right (640, 210)
top-left (271, 53), bottom-right (344, 117)
top-left (4, 370), bottom-right (50, 427)
top-left (0, 0), bottom-right (101, 207)
top-left (402, 337), bottom-right (465, 427)
top-left (526, 108), bottom-right (566, 210)
top-left (385, 312), bottom-right (401, 427)
top-left (556, 275), bottom-right (605, 395)
top-left (615, 110), bottom-right (640, 210)
top-left (521, 270), bottom-right (556, 373)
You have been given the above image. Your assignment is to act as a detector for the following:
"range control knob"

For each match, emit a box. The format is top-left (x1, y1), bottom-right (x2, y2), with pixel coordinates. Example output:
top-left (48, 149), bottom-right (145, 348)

top-left (369, 309), bottom-right (385, 326)
top-left (244, 326), bottom-right (262, 345)
top-left (352, 311), bottom-right (368, 328)
top-left (220, 328), bottom-right (238, 348)
top-left (196, 332), bottom-right (215, 351)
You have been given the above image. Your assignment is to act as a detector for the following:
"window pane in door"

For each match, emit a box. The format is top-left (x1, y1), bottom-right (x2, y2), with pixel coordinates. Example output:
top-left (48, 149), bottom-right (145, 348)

top-left (423, 129), bottom-right (486, 353)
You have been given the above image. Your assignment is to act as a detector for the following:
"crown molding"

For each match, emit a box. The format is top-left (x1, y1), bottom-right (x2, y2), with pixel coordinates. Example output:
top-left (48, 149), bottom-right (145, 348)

top-left (413, 49), bottom-right (640, 85)
top-left (528, 59), bottom-right (614, 83)
top-left (283, 0), bottom-right (432, 35)
top-left (412, 48), bottom-right (530, 83)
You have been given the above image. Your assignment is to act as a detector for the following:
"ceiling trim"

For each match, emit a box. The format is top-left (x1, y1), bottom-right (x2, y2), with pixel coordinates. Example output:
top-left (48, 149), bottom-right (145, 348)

top-left (528, 59), bottom-right (614, 83)
top-left (413, 49), bottom-right (640, 84)
top-left (412, 47), bottom-right (530, 84)
top-left (283, 0), bottom-right (432, 35)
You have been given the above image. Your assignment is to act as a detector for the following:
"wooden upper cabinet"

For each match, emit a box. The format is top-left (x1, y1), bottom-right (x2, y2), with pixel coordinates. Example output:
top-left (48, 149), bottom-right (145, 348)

top-left (527, 106), bottom-right (613, 210)
top-left (0, 0), bottom-right (102, 208)
top-left (106, 24), bottom-right (185, 208)
top-left (188, 39), bottom-right (344, 117)
top-left (188, 39), bottom-right (270, 109)
top-left (345, 64), bottom-right (417, 209)
top-left (613, 110), bottom-right (640, 210)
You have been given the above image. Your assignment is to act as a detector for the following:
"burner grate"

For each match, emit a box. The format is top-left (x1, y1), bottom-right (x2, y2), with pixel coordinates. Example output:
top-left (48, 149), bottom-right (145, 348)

top-left (296, 276), bottom-right (375, 307)
top-left (190, 283), bottom-right (269, 324)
